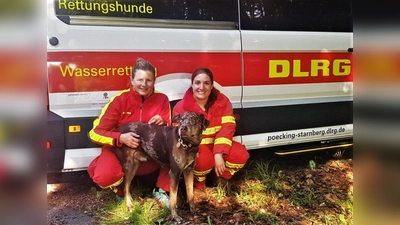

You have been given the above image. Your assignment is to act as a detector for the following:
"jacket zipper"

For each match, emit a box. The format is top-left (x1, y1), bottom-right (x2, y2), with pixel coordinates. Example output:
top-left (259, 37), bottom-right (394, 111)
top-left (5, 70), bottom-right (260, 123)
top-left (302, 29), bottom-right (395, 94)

top-left (139, 96), bottom-right (144, 122)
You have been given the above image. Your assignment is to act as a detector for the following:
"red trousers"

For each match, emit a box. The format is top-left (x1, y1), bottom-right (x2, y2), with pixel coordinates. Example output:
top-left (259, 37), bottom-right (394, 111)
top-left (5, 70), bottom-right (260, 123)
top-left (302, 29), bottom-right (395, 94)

top-left (193, 141), bottom-right (250, 189)
top-left (87, 147), bottom-right (170, 192)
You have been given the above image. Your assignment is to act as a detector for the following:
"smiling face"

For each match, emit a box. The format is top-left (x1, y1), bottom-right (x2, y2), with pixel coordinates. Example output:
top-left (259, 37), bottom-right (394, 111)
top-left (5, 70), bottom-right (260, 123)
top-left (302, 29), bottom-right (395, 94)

top-left (191, 73), bottom-right (213, 102)
top-left (131, 69), bottom-right (155, 99)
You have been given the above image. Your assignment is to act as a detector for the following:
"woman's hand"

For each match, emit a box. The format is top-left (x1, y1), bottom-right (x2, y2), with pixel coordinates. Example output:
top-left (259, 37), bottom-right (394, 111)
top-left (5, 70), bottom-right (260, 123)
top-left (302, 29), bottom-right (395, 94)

top-left (148, 114), bottom-right (164, 125)
top-left (119, 132), bottom-right (140, 148)
top-left (214, 153), bottom-right (226, 177)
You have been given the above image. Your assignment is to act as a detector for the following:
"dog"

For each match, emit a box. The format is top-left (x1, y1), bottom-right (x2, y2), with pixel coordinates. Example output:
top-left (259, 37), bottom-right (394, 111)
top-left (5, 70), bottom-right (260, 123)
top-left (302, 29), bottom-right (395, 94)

top-left (113, 111), bottom-right (210, 222)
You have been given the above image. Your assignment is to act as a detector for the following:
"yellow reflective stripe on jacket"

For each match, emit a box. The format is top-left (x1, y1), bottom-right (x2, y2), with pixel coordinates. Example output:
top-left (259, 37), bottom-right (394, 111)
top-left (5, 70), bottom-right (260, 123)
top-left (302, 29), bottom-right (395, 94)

top-left (194, 168), bottom-right (212, 177)
top-left (89, 128), bottom-right (114, 146)
top-left (214, 137), bottom-right (232, 146)
top-left (225, 160), bottom-right (245, 169)
top-left (89, 89), bottom-right (130, 146)
top-left (202, 126), bottom-right (221, 135)
top-left (221, 116), bottom-right (235, 124)
top-left (201, 138), bottom-right (214, 145)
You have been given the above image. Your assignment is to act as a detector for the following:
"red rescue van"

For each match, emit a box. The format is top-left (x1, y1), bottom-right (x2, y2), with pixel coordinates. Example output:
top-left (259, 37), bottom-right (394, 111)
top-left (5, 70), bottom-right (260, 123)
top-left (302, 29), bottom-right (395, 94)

top-left (47, 0), bottom-right (353, 173)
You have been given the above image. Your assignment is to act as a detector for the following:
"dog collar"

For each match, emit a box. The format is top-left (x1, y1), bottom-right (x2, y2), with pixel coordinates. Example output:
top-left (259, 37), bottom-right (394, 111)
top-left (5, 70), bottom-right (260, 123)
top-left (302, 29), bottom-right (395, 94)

top-left (177, 137), bottom-right (192, 149)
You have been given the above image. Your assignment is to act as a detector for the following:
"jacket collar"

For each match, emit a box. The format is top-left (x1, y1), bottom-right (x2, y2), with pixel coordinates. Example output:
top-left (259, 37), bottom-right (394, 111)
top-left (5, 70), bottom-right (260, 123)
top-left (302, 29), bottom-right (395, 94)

top-left (182, 88), bottom-right (222, 114)
top-left (130, 86), bottom-right (154, 102)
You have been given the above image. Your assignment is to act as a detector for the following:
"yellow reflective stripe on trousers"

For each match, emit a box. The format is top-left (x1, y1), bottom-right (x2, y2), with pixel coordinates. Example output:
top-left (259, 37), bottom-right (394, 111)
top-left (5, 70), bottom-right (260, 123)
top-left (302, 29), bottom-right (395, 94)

top-left (98, 176), bottom-right (124, 189)
top-left (196, 176), bottom-right (206, 182)
top-left (226, 168), bottom-right (237, 175)
top-left (201, 138), bottom-right (214, 145)
top-left (225, 160), bottom-right (245, 169)
top-left (202, 126), bottom-right (221, 135)
top-left (221, 116), bottom-right (236, 124)
top-left (194, 168), bottom-right (212, 176)
top-left (214, 137), bottom-right (232, 146)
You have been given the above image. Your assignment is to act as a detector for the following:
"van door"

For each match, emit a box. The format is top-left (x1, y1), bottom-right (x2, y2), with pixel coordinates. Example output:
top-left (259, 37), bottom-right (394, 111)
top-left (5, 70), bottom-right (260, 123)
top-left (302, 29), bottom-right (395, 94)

top-left (237, 0), bottom-right (353, 150)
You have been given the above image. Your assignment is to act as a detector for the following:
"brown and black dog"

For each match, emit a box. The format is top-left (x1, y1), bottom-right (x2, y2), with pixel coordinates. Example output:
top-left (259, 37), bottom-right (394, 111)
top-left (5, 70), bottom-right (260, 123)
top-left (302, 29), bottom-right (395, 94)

top-left (114, 111), bottom-right (209, 221)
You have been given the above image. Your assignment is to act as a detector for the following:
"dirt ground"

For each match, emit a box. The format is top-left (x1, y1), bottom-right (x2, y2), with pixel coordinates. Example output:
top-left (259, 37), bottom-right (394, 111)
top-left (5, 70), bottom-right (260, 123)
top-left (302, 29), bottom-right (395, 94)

top-left (47, 149), bottom-right (353, 225)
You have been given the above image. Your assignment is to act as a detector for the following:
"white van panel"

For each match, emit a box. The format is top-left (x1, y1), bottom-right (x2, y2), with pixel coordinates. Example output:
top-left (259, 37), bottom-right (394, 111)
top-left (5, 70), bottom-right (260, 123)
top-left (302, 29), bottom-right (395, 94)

top-left (241, 124), bottom-right (353, 150)
top-left (242, 31), bottom-right (352, 51)
top-left (242, 82), bottom-right (353, 108)
top-left (63, 148), bottom-right (101, 172)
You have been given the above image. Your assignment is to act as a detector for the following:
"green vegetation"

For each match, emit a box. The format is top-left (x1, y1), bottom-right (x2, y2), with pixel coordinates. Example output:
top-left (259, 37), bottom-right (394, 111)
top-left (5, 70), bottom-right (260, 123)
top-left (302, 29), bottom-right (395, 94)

top-left (95, 157), bottom-right (353, 224)
top-left (96, 187), bottom-right (169, 225)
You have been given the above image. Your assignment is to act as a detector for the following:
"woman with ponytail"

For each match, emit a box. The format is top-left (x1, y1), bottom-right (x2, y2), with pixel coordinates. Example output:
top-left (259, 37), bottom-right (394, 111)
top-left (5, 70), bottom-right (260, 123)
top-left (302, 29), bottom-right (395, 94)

top-left (173, 68), bottom-right (249, 189)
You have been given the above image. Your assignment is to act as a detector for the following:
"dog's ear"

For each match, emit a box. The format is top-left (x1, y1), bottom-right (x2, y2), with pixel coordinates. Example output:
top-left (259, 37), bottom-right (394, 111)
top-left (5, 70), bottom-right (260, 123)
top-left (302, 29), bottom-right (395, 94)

top-left (171, 114), bottom-right (181, 123)
top-left (200, 114), bottom-right (210, 131)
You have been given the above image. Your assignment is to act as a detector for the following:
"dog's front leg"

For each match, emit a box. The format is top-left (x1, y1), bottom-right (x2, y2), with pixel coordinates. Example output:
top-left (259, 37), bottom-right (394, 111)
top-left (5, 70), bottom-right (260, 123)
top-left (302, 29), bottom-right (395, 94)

top-left (168, 169), bottom-right (182, 222)
top-left (124, 158), bottom-right (140, 211)
top-left (183, 163), bottom-right (195, 212)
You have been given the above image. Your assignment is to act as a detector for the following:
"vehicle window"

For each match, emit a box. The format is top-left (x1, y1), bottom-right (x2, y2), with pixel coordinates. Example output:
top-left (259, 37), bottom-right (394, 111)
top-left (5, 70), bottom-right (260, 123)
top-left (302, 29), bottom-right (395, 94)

top-left (55, 0), bottom-right (238, 24)
top-left (240, 0), bottom-right (352, 32)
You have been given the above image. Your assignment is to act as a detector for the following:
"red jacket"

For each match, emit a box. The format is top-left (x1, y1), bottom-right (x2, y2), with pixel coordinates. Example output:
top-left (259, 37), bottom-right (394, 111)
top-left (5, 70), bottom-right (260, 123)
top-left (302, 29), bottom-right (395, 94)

top-left (173, 88), bottom-right (236, 155)
top-left (89, 87), bottom-right (170, 147)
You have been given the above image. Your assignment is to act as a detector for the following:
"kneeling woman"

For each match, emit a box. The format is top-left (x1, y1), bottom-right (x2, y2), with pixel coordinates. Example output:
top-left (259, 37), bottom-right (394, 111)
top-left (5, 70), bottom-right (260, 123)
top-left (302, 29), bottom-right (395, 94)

top-left (173, 68), bottom-right (250, 189)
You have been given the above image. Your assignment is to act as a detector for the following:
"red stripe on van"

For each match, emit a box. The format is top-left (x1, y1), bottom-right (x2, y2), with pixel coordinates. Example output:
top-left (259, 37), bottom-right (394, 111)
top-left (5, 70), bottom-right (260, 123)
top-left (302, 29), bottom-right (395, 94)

top-left (47, 51), bottom-right (352, 93)
top-left (47, 52), bottom-right (241, 93)
top-left (244, 52), bottom-right (353, 85)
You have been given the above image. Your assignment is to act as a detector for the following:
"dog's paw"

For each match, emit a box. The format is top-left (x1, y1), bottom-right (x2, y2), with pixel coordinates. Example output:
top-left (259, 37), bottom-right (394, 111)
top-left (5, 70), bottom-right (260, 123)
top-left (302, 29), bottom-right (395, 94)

top-left (171, 215), bottom-right (183, 224)
top-left (125, 198), bottom-right (135, 212)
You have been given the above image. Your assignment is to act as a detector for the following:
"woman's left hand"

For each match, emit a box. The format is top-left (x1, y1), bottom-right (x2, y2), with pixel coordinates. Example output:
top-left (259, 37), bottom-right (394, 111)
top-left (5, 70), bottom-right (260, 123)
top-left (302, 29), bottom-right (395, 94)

top-left (148, 114), bottom-right (164, 125)
top-left (214, 153), bottom-right (226, 177)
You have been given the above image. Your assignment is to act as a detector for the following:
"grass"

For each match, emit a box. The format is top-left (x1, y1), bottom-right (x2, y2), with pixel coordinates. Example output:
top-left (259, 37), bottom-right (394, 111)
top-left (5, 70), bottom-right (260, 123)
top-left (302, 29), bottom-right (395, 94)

top-left (245, 160), bottom-right (285, 192)
top-left (95, 157), bottom-right (353, 224)
top-left (248, 209), bottom-right (280, 225)
top-left (96, 186), bottom-right (169, 225)
top-left (99, 199), bottom-right (168, 225)
top-left (289, 186), bottom-right (317, 208)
